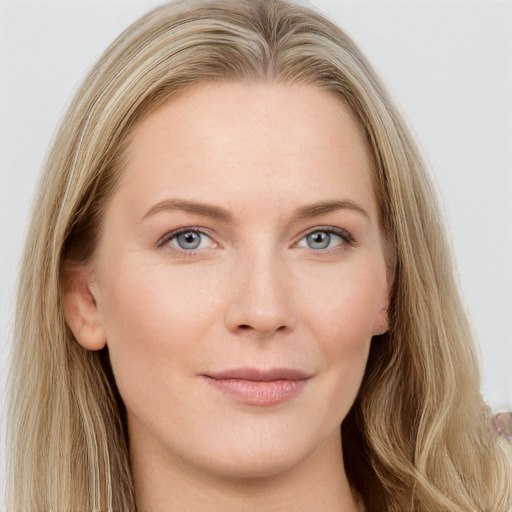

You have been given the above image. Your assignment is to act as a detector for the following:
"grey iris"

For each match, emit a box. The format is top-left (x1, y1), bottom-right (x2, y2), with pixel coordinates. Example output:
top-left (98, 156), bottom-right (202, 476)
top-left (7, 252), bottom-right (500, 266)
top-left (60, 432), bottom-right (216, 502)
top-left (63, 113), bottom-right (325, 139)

top-left (177, 231), bottom-right (201, 250)
top-left (306, 231), bottom-right (331, 249)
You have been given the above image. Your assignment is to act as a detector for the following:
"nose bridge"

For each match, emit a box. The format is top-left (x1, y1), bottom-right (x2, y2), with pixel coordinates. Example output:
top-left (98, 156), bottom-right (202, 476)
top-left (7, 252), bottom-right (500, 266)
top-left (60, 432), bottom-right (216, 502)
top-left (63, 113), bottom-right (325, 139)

top-left (224, 240), bottom-right (296, 336)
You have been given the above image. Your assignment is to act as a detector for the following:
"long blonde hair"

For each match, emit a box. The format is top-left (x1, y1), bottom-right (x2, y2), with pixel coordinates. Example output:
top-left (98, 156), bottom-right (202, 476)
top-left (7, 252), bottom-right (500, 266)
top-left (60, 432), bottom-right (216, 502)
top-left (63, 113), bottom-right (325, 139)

top-left (7, 1), bottom-right (511, 511)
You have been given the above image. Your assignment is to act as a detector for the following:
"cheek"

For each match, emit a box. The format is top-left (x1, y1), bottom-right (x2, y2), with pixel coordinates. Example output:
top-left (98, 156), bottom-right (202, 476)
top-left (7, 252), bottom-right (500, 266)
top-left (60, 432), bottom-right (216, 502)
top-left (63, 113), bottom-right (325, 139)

top-left (288, 265), bottom-right (382, 430)
top-left (301, 261), bottom-right (386, 343)
top-left (94, 260), bottom-right (221, 399)
top-left (298, 261), bottom-right (386, 387)
top-left (315, 294), bottom-right (373, 376)
top-left (99, 257), bottom-right (218, 336)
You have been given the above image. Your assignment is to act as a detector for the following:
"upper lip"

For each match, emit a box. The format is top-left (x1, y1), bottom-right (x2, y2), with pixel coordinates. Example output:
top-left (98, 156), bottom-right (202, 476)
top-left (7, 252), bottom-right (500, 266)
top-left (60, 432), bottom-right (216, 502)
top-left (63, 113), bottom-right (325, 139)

top-left (203, 367), bottom-right (312, 382)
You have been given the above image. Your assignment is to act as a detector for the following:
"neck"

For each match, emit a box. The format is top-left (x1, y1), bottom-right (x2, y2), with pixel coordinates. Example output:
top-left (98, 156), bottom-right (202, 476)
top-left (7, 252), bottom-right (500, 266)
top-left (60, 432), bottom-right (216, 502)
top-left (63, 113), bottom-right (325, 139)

top-left (131, 429), bottom-right (363, 512)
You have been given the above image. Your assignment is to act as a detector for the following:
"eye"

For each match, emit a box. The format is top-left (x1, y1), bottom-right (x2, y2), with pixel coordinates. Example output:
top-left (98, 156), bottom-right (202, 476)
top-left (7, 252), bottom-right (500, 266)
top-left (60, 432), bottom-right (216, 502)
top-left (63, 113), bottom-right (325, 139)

top-left (174, 231), bottom-right (203, 250)
top-left (158, 229), bottom-right (216, 251)
top-left (296, 228), bottom-right (352, 251)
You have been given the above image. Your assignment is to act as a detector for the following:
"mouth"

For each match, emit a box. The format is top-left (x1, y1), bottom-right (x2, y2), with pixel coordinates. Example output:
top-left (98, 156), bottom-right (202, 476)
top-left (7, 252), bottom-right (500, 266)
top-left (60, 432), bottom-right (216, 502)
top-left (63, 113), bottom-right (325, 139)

top-left (200, 367), bottom-right (312, 407)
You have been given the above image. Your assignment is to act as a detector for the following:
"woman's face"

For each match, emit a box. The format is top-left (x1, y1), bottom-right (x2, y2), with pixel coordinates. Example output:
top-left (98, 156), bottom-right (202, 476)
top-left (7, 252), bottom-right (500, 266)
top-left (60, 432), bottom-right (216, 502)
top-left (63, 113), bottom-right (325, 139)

top-left (73, 82), bottom-right (390, 480)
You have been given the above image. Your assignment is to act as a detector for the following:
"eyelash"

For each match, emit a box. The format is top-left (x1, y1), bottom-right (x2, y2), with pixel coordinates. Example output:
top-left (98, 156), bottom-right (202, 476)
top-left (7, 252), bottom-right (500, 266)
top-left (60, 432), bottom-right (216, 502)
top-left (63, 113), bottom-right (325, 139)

top-left (156, 225), bottom-right (355, 255)
top-left (297, 226), bottom-right (355, 250)
top-left (157, 228), bottom-right (216, 254)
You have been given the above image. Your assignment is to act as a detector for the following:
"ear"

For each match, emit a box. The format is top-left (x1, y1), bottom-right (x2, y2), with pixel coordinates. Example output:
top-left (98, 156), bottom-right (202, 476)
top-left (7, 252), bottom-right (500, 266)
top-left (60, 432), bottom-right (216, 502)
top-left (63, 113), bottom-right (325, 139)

top-left (61, 262), bottom-right (106, 351)
top-left (372, 274), bottom-right (392, 336)
top-left (372, 306), bottom-right (389, 336)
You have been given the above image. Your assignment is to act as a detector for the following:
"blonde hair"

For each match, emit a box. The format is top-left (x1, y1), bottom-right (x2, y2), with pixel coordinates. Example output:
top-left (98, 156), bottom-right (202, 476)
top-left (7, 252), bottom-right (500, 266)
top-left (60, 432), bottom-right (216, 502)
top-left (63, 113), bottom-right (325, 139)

top-left (7, 1), bottom-right (511, 511)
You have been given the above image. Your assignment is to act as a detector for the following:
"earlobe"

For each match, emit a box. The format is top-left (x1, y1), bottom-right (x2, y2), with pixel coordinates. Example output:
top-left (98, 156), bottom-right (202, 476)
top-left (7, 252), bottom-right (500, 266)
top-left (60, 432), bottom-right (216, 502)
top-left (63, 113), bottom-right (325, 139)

top-left (61, 263), bottom-right (107, 351)
top-left (372, 306), bottom-right (389, 336)
top-left (373, 273), bottom-right (393, 336)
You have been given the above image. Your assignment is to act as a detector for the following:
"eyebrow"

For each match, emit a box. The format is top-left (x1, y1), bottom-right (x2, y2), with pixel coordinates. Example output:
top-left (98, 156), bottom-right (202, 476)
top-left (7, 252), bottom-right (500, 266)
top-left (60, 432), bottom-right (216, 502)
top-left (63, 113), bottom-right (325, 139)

top-left (142, 199), bottom-right (233, 223)
top-left (292, 200), bottom-right (369, 221)
top-left (142, 198), bottom-right (369, 223)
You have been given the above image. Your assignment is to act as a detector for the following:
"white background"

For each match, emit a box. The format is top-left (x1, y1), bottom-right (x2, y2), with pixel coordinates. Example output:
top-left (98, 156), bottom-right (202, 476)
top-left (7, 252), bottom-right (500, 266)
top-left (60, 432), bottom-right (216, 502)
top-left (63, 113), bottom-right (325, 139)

top-left (1, 0), bottom-right (511, 504)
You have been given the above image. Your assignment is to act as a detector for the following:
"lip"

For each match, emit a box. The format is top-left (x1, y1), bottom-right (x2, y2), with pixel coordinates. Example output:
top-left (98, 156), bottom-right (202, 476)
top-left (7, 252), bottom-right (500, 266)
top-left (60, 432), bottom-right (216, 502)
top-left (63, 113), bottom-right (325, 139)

top-left (201, 367), bottom-right (311, 407)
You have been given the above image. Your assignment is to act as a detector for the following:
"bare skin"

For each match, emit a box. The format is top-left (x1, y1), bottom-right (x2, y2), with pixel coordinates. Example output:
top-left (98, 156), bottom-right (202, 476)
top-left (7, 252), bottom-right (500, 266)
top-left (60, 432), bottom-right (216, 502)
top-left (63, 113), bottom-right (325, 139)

top-left (64, 82), bottom-right (387, 511)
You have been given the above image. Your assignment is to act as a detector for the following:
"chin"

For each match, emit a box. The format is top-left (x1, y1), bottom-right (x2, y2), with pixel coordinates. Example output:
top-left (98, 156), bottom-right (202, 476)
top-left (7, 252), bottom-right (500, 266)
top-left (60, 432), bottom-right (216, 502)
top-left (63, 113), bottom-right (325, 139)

top-left (204, 449), bottom-right (310, 481)
top-left (187, 422), bottom-right (340, 482)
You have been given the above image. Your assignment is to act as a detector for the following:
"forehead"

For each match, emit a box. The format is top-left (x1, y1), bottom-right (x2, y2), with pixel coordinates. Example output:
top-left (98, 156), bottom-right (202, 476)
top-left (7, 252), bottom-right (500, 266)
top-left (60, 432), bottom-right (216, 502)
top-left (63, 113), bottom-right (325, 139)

top-left (118, 82), bottom-right (377, 219)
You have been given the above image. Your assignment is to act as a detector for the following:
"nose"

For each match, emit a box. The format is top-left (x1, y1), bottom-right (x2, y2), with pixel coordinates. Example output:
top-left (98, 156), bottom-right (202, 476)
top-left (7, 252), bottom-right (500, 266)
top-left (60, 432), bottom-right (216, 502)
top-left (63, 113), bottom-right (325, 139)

top-left (224, 250), bottom-right (297, 338)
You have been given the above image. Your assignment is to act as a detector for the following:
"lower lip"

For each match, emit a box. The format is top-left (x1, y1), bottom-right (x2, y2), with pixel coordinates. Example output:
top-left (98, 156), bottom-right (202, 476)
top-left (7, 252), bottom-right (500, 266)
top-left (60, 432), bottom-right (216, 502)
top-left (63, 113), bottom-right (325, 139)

top-left (202, 377), bottom-right (307, 406)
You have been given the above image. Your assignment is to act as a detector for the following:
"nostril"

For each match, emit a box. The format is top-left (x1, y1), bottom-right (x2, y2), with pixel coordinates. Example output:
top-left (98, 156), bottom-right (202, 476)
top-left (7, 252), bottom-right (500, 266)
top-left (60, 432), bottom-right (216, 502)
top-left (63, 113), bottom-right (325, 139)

top-left (236, 323), bottom-right (288, 335)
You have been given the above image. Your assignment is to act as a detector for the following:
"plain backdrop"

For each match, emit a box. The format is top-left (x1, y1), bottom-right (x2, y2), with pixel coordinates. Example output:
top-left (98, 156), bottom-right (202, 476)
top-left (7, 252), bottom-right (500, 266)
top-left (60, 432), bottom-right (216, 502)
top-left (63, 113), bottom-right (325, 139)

top-left (1, 0), bottom-right (511, 504)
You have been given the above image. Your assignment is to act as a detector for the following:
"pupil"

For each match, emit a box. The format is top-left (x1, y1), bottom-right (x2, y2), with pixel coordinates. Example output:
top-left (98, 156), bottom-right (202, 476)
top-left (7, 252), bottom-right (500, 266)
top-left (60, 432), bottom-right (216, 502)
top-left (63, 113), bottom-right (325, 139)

top-left (178, 232), bottom-right (200, 249)
top-left (308, 231), bottom-right (330, 249)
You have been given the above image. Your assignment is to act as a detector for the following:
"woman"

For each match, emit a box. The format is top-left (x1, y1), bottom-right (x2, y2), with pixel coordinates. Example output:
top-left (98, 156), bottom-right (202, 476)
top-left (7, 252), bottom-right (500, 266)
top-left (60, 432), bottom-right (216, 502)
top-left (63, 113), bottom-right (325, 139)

top-left (6, 1), bottom-right (511, 511)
